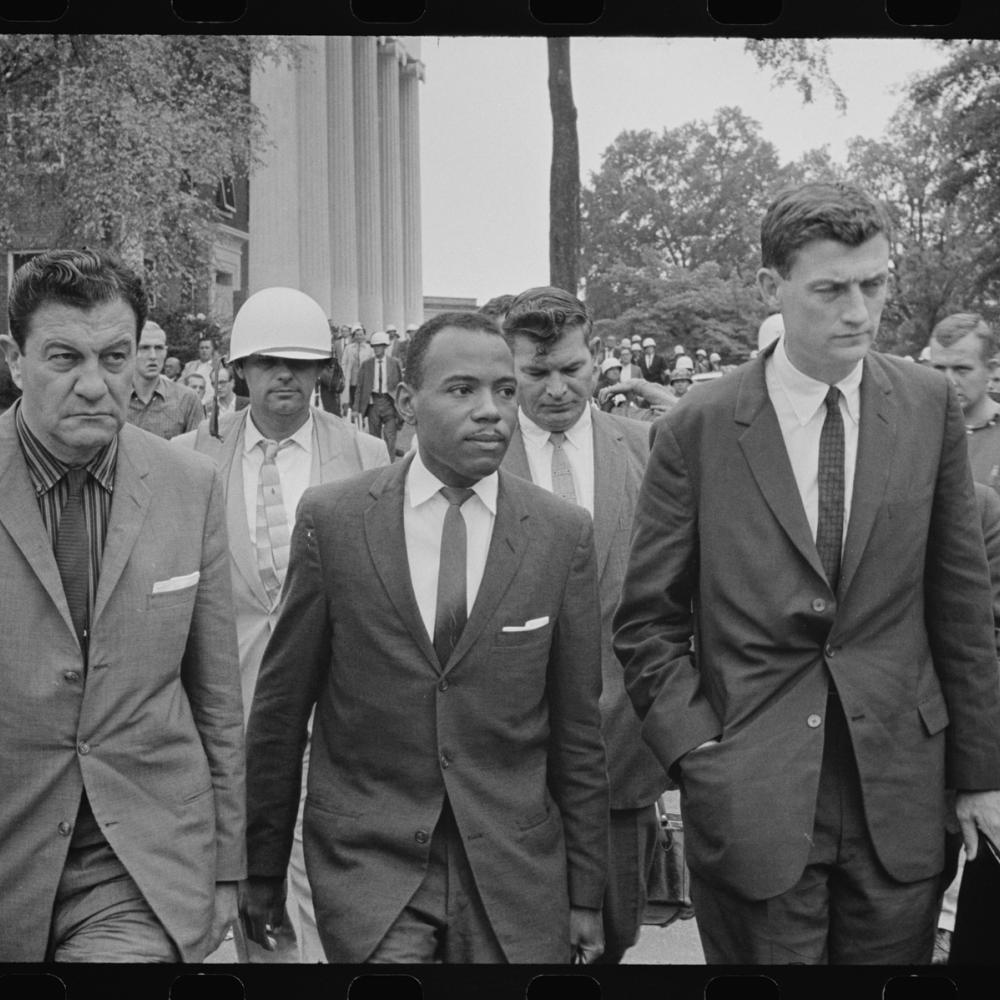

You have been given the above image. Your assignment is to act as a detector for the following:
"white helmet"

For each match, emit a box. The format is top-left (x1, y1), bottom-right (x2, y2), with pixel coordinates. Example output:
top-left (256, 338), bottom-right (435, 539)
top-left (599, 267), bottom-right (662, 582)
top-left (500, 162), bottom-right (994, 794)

top-left (370, 331), bottom-right (391, 347)
top-left (758, 313), bottom-right (784, 351)
top-left (229, 287), bottom-right (332, 362)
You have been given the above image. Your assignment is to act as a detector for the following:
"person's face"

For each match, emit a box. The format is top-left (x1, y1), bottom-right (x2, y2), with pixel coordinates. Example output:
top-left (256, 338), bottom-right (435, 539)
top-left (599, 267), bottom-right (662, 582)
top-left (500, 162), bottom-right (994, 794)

top-left (186, 374), bottom-right (206, 399)
top-left (373, 344), bottom-right (387, 358)
top-left (238, 354), bottom-right (319, 422)
top-left (164, 357), bottom-right (181, 379)
top-left (509, 324), bottom-right (596, 434)
top-left (0, 298), bottom-right (137, 465)
top-left (135, 326), bottom-right (167, 380)
top-left (352, 330), bottom-right (365, 344)
top-left (673, 378), bottom-right (691, 397)
top-left (396, 328), bottom-right (517, 487)
top-left (215, 368), bottom-right (234, 402)
top-left (988, 365), bottom-right (1000, 401)
top-left (619, 347), bottom-right (633, 366)
top-left (606, 367), bottom-right (621, 384)
top-left (930, 332), bottom-right (991, 416)
top-left (757, 235), bottom-right (890, 384)
top-left (197, 339), bottom-right (213, 362)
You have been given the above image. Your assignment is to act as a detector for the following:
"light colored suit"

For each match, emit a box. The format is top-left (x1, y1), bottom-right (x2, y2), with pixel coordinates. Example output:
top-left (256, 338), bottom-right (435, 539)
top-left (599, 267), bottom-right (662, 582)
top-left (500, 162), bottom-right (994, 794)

top-left (245, 459), bottom-right (609, 962)
top-left (0, 412), bottom-right (245, 962)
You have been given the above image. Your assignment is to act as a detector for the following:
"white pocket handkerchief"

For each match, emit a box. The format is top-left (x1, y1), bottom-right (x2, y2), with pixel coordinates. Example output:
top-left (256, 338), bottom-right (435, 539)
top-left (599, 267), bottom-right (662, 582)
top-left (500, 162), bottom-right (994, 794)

top-left (152, 571), bottom-right (200, 594)
top-left (501, 616), bottom-right (550, 633)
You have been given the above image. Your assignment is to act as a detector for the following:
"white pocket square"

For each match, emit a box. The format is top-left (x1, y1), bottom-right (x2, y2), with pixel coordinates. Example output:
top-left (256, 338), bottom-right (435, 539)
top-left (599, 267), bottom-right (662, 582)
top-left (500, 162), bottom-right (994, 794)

top-left (152, 571), bottom-right (200, 594)
top-left (501, 616), bottom-right (549, 633)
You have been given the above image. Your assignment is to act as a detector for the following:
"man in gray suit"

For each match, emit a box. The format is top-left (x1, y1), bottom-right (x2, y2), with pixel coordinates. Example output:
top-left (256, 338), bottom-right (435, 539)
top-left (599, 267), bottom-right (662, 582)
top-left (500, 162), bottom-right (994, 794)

top-left (500, 286), bottom-right (670, 963)
top-left (0, 248), bottom-right (245, 961)
top-left (240, 311), bottom-right (609, 963)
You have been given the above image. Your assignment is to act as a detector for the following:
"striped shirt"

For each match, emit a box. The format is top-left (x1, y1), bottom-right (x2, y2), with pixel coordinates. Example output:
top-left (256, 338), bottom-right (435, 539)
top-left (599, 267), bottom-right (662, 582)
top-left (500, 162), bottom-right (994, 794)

top-left (14, 401), bottom-right (117, 631)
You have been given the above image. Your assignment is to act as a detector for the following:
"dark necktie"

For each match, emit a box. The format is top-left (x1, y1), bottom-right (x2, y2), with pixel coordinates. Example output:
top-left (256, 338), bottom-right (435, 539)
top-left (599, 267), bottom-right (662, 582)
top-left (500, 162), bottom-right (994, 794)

top-left (55, 467), bottom-right (90, 652)
top-left (816, 386), bottom-right (845, 592)
top-left (433, 486), bottom-right (475, 666)
top-left (377, 359), bottom-right (383, 394)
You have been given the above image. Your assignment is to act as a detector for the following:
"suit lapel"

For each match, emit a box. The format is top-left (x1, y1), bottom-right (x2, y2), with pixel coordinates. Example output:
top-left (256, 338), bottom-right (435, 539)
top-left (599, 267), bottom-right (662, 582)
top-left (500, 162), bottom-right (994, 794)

top-left (444, 471), bottom-right (530, 675)
top-left (591, 410), bottom-right (626, 579)
top-left (363, 456), bottom-right (440, 672)
top-left (0, 412), bottom-right (74, 632)
top-left (502, 424), bottom-right (532, 481)
top-left (92, 427), bottom-right (152, 626)
top-left (838, 356), bottom-right (896, 597)
top-left (735, 351), bottom-right (828, 582)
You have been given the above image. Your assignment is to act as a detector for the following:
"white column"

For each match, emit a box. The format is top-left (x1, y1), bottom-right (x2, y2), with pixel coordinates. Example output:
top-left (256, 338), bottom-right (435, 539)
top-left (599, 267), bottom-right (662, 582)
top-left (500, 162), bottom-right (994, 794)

top-left (378, 38), bottom-right (405, 336)
top-left (296, 36), bottom-right (332, 312)
top-left (326, 36), bottom-right (359, 326)
top-left (400, 57), bottom-right (425, 330)
top-left (353, 35), bottom-right (382, 332)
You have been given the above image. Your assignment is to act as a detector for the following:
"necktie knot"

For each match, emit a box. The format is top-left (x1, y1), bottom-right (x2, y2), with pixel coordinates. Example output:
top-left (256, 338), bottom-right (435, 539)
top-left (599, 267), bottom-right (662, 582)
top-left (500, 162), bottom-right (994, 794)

top-left (549, 431), bottom-right (566, 447)
top-left (440, 486), bottom-right (475, 507)
top-left (64, 467), bottom-right (88, 497)
top-left (825, 385), bottom-right (841, 410)
top-left (259, 438), bottom-right (289, 462)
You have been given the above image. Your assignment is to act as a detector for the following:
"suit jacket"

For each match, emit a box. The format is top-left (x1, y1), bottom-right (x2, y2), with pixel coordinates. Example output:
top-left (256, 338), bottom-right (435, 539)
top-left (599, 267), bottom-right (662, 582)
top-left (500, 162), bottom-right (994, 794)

top-left (0, 413), bottom-right (245, 961)
top-left (355, 354), bottom-right (403, 418)
top-left (174, 407), bottom-right (389, 716)
top-left (245, 459), bottom-right (609, 962)
top-left (502, 408), bottom-right (669, 810)
top-left (638, 352), bottom-right (668, 385)
top-left (614, 344), bottom-right (1000, 901)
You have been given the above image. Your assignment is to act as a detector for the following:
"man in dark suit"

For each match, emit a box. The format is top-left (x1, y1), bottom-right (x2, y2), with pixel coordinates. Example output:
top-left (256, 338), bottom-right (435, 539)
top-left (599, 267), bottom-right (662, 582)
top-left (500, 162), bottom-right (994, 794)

top-left (240, 310), bottom-right (609, 963)
top-left (637, 337), bottom-right (668, 385)
top-left (355, 330), bottom-right (403, 460)
top-left (614, 181), bottom-right (1000, 964)
top-left (0, 249), bottom-right (245, 961)
top-left (499, 286), bottom-right (670, 963)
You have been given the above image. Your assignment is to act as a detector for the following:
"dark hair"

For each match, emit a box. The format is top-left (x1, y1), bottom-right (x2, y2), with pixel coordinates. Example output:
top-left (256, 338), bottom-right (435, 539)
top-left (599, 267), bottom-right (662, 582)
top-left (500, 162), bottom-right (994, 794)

top-left (501, 286), bottom-right (592, 353)
top-left (405, 311), bottom-right (503, 389)
top-left (8, 248), bottom-right (148, 349)
top-left (198, 334), bottom-right (216, 348)
top-left (761, 182), bottom-right (893, 277)
top-left (930, 313), bottom-right (996, 363)
top-left (478, 294), bottom-right (516, 321)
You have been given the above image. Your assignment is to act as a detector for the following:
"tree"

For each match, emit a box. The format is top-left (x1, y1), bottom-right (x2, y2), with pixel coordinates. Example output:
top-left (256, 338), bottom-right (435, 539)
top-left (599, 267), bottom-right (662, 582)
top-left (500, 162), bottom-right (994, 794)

top-left (0, 34), bottom-right (298, 305)
top-left (743, 39), bottom-right (847, 113)
top-left (581, 107), bottom-right (784, 318)
top-left (547, 38), bottom-right (581, 294)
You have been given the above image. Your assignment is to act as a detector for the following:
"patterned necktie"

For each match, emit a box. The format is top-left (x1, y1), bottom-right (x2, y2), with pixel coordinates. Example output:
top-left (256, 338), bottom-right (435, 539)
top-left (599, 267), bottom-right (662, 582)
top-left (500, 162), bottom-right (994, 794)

top-left (55, 467), bottom-right (90, 652)
top-left (816, 386), bottom-right (845, 592)
top-left (433, 486), bottom-right (475, 666)
top-left (549, 432), bottom-right (578, 504)
top-left (255, 439), bottom-right (291, 606)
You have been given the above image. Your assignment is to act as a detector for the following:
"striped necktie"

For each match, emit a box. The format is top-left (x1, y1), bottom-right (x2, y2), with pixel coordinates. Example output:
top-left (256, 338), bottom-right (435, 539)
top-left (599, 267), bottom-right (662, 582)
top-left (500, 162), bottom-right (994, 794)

top-left (255, 439), bottom-right (291, 606)
top-left (549, 431), bottom-right (578, 504)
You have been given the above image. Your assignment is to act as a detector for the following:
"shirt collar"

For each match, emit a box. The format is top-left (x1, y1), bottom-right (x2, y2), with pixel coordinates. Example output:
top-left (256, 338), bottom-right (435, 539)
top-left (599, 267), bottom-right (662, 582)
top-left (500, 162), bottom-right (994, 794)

top-left (406, 449), bottom-right (499, 515)
top-left (130, 375), bottom-right (168, 402)
top-left (244, 410), bottom-right (314, 455)
top-left (518, 401), bottom-right (592, 450)
top-left (14, 400), bottom-right (118, 496)
top-left (772, 336), bottom-right (863, 427)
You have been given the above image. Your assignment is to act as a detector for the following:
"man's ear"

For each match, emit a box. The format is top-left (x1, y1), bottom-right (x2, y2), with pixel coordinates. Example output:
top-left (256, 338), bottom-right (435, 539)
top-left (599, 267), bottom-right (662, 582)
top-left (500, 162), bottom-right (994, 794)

top-left (395, 381), bottom-right (417, 426)
top-left (0, 335), bottom-right (24, 390)
top-left (757, 267), bottom-right (782, 312)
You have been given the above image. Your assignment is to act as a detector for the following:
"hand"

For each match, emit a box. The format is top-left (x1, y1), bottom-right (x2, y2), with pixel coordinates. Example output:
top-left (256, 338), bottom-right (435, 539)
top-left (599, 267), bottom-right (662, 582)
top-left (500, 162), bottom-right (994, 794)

top-left (206, 881), bottom-right (239, 954)
top-left (569, 906), bottom-right (604, 964)
top-left (238, 876), bottom-right (286, 951)
top-left (955, 789), bottom-right (1000, 860)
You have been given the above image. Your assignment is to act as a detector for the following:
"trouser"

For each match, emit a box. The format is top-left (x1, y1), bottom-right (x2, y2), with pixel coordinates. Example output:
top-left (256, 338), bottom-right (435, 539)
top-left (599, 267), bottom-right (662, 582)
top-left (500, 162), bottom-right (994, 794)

top-left (367, 394), bottom-right (399, 460)
top-left (366, 799), bottom-right (507, 963)
top-left (690, 688), bottom-right (940, 964)
top-left (593, 804), bottom-right (661, 964)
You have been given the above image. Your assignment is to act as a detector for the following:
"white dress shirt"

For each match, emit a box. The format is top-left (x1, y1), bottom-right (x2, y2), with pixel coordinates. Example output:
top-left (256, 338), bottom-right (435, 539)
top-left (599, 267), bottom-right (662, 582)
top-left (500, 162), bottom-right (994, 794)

top-left (765, 337), bottom-right (862, 547)
top-left (404, 450), bottom-right (498, 641)
top-left (242, 412), bottom-right (315, 541)
top-left (517, 403), bottom-right (595, 518)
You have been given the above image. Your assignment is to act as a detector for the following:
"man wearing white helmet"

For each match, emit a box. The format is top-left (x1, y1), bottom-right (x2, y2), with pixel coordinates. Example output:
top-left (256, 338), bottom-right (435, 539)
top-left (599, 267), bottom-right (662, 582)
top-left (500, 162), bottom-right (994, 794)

top-left (355, 331), bottom-right (403, 460)
top-left (638, 337), bottom-right (667, 385)
top-left (174, 287), bottom-right (389, 963)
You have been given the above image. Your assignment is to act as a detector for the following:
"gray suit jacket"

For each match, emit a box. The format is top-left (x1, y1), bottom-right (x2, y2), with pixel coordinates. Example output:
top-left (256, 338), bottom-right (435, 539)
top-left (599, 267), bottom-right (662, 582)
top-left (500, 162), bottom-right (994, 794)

top-left (245, 458), bottom-right (609, 962)
top-left (503, 408), bottom-right (670, 809)
top-left (0, 411), bottom-right (245, 961)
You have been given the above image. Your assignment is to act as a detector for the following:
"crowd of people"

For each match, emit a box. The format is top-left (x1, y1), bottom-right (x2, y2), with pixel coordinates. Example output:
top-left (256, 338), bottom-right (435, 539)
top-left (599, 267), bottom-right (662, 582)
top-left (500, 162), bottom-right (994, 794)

top-left (1, 181), bottom-right (999, 967)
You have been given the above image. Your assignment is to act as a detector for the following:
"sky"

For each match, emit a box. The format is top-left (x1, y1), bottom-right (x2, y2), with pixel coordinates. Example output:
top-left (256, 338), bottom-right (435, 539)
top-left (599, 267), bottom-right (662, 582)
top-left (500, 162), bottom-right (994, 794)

top-left (417, 37), bottom-right (949, 305)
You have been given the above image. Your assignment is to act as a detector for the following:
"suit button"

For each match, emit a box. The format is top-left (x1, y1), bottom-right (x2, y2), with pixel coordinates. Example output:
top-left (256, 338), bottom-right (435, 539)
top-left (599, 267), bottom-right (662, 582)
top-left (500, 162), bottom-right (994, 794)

top-left (58, 821), bottom-right (73, 836)
top-left (807, 714), bottom-right (822, 728)
top-left (438, 679), bottom-right (449, 692)
top-left (824, 644), bottom-right (836, 658)
top-left (415, 829), bottom-right (429, 844)
top-left (440, 751), bottom-right (451, 769)
top-left (77, 741), bottom-right (90, 755)
top-left (64, 671), bottom-right (81, 683)
top-left (811, 598), bottom-right (826, 613)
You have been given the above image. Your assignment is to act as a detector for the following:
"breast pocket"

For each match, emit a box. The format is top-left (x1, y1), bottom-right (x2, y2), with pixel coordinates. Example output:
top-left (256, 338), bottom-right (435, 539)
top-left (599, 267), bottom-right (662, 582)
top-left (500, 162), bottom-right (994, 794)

top-left (492, 622), bottom-right (554, 649)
